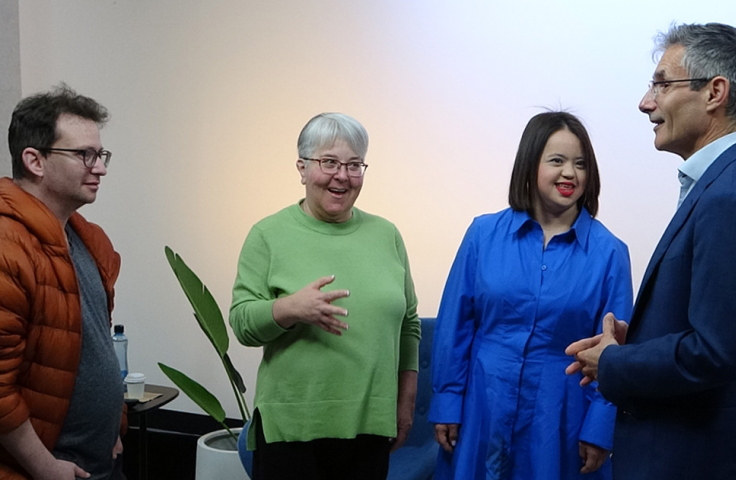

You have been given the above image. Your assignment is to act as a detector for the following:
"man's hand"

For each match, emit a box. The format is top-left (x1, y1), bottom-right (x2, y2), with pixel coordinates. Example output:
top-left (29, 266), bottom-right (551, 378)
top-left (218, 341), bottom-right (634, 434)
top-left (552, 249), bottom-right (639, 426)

top-left (565, 313), bottom-right (625, 385)
top-left (0, 419), bottom-right (90, 480)
top-left (434, 424), bottom-right (460, 453)
top-left (391, 371), bottom-right (417, 452)
top-left (33, 459), bottom-right (90, 480)
top-left (579, 441), bottom-right (609, 474)
top-left (272, 275), bottom-right (350, 335)
top-left (112, 435), bottom-right (123, 459)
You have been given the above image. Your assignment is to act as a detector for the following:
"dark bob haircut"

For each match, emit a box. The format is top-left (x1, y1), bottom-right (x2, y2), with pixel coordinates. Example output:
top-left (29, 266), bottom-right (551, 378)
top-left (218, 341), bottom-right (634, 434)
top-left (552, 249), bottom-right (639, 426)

top-left (8, 83), bottom-right (109, 179)
top-left (508, 111), bottom-right (600, 217)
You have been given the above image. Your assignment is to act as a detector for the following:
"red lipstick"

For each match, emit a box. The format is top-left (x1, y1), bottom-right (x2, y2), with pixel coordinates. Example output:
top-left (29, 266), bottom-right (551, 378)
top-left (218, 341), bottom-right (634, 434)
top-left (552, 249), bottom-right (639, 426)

top-left (556, 183), bottom-right (575, 197)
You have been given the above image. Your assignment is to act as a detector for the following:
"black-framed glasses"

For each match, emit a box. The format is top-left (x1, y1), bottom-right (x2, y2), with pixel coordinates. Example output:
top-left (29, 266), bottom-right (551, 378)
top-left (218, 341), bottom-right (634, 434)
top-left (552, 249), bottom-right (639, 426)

top-left (647, 78), bottom-right (711, 96)
top-left (37, 147), bottom-right (112, 168)
top-left (302, 158), bottom-right (368, 177)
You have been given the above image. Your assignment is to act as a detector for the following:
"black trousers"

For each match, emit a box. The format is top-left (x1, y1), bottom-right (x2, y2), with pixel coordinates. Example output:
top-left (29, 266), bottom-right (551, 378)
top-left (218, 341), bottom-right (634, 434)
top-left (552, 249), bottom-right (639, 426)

top-left (252, 411), bottom-right (391, 480)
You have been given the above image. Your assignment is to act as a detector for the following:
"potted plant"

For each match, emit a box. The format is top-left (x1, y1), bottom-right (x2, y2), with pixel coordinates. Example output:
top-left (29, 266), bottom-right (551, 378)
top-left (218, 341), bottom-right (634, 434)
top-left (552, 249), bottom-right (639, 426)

top-left (158, 246), bottom-right (251, 479)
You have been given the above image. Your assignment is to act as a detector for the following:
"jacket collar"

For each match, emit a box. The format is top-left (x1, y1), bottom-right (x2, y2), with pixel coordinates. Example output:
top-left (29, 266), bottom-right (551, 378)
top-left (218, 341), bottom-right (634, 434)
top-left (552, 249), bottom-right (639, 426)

top-left (0, 177), bottom-right (120, 291)
top-left (0, 177), bottom-right (66, 248)
top-left (632, 143), bottom-right (736, 321)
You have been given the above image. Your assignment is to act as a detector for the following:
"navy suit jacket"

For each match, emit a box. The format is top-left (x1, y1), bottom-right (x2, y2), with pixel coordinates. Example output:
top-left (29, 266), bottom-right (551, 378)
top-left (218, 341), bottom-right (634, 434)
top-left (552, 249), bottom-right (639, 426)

top-left (598, 142), bottom-right (736, 480)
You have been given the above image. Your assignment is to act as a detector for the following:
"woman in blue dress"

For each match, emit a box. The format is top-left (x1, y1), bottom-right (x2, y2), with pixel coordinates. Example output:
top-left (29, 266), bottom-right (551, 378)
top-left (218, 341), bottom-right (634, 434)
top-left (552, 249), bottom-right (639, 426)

top-left (429, 111), bottom-right (633, 480)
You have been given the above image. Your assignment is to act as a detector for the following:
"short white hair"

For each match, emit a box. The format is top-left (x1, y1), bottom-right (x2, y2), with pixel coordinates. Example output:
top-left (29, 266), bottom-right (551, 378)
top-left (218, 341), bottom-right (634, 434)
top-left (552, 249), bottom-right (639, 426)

top-left (297, 113), bottom-right (369, 159)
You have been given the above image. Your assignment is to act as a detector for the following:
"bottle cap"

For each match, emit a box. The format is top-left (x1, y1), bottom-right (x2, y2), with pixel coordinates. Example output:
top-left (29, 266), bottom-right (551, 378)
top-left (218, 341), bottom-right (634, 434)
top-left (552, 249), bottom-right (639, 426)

top-left (125, 373), bottom-right (146, 384)
top-left (114, 325), bottom-right (124, 334)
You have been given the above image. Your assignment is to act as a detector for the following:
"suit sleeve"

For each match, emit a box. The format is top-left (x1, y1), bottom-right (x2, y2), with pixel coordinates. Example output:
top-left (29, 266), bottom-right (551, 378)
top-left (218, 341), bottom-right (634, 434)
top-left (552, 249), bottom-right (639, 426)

top-left (579, 240), bottom-right (633, 450)
top-left (428, 221), bottom-right (479, 425)
top-left (599, 188), bottom-right (736, 402)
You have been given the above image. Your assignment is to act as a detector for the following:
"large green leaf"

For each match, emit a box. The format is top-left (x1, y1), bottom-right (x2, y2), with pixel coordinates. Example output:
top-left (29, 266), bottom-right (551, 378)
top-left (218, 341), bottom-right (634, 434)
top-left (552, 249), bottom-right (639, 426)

top-left (158, 363), bottom-right (226, 423)
top-left (223, 353), bottom-right (246, 394)
top-left (165, 246), bottom-right (229, 356)
top-left (161, 247), bottom-right (250, 425)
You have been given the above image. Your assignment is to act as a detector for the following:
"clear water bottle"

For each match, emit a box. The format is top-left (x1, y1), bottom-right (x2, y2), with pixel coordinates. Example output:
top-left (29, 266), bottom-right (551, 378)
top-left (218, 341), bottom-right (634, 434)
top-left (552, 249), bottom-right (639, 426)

top-left (112, 324), bottom-right (128, 382)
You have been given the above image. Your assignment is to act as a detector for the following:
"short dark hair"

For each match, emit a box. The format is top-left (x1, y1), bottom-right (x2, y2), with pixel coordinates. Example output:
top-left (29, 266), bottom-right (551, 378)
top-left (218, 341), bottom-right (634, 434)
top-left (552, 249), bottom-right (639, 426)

top-left (8, 83), bottom-right (109, 179)
top-left (508, 111), bottom-right (600, 217)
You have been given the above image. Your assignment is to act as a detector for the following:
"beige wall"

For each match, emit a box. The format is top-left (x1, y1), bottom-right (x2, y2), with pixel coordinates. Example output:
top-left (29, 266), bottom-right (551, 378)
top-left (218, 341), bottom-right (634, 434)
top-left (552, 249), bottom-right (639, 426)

top-left (0, 0), bottom-right (21, 178)
top-left (16, 1), bottom-right (736, 418)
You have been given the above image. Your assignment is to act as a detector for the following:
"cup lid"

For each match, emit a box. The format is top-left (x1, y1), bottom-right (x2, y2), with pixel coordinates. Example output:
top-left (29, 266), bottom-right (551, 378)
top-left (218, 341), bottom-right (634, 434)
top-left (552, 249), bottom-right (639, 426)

top-left (125, 373), bottom-right (146, 383)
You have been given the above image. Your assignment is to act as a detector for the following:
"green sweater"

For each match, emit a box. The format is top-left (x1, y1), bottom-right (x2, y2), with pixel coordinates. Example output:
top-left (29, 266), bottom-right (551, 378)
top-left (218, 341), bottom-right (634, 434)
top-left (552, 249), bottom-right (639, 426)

top-left (230, 203), bottom-right (421, 449)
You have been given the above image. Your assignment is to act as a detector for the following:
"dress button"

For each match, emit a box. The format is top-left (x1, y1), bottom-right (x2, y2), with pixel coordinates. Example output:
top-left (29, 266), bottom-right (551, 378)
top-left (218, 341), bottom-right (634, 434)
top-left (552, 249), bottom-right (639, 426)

top-left (541, 265), bottom-right (547, 271)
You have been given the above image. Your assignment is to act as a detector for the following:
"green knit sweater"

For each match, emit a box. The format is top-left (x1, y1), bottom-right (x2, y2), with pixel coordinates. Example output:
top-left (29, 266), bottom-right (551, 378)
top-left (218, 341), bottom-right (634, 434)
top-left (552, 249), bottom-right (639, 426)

top-left (230, 203), bottom-right (421, 449)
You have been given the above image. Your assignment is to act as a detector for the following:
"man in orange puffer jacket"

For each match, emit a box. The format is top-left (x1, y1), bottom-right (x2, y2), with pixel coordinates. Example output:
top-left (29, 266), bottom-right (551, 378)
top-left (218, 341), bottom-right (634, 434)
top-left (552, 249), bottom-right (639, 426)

top-left (0, 84), bottom-right (125, 480)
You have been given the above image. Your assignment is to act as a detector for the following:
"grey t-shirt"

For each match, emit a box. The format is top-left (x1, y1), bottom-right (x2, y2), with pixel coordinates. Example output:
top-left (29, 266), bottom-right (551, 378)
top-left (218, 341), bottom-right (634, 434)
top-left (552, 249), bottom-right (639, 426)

top-left (52, 225), bottom-right (124, 479)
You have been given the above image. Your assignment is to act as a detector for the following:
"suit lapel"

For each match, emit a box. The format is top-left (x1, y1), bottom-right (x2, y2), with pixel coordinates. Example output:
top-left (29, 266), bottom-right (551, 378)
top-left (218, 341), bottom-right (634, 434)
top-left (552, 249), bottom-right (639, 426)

top-left (630, 144), bottom-right (736, 326)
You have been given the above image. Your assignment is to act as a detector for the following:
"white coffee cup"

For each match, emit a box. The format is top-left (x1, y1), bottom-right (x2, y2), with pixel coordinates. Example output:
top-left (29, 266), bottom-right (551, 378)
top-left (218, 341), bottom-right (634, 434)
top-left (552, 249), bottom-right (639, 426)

top-left (125, 373), bottom-right (146, 400)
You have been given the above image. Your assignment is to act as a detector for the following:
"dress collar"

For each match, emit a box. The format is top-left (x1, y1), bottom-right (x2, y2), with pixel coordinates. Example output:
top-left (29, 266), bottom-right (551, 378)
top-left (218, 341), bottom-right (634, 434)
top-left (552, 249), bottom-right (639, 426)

top-left (510, 207), bottom-right (592, 248)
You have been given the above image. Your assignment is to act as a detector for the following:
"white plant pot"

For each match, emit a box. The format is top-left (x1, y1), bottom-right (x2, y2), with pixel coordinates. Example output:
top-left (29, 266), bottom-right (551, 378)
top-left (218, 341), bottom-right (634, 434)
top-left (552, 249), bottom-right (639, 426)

top-left (195, 428), bottom-right (250, 479)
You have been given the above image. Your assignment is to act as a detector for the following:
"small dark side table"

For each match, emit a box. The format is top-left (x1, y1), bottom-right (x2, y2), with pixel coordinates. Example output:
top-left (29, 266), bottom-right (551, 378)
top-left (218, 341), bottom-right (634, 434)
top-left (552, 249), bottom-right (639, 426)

top-left (127, 384), bottom-right (179, 480)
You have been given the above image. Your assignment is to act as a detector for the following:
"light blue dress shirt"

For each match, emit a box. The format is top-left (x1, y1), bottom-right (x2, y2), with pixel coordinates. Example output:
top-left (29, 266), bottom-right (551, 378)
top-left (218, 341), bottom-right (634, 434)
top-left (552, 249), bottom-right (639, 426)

top-left (678, 131), bottom-right (736, 208)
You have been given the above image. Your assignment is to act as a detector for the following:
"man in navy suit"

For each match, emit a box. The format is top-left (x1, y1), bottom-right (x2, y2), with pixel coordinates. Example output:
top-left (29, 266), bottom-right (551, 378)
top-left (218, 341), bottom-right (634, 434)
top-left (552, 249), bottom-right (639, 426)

top-left (566, 23), bottom-right (736, 480)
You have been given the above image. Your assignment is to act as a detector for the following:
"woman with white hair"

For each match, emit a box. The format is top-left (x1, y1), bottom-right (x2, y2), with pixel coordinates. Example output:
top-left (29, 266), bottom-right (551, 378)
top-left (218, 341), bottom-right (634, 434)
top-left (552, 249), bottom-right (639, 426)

top-left (230, 113), bottom-right (421, 480)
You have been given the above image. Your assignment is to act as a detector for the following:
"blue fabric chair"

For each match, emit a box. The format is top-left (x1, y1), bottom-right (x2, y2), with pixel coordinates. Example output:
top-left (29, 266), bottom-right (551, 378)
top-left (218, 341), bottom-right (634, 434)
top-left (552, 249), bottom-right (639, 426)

top-left (237, 421), bottom-right (253, 477)
top-left (387, 317), bottom-right (437, 480)
top-left (237, 317), bottom-right (438, 480)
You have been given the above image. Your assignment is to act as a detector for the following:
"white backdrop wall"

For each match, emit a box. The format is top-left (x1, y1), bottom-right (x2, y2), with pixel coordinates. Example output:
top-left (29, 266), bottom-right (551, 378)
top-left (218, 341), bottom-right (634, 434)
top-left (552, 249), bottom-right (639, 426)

top-left (14, 1), bottom-right (736, 418)
top-left (0, 0), bottom-right (20, 178)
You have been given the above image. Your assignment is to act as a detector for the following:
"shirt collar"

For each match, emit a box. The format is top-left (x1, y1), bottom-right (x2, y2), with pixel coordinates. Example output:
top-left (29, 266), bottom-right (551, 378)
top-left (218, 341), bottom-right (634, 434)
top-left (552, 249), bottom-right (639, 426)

top-left (679, 131), bottom-right (736, 182)
top-left (510, 207), bottom-right (592, 248)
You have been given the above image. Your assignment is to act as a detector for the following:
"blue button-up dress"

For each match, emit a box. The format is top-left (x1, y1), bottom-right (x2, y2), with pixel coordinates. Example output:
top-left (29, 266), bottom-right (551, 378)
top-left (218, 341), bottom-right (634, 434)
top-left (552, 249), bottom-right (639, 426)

top-left (429, 208), bottom-right (633, 480)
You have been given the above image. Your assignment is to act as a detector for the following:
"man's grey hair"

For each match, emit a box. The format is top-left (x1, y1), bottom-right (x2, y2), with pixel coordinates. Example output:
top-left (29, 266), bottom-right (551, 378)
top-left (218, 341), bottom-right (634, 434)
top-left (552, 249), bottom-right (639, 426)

top-left (655, 23), bottom-right (736, 119)
top-left (297, 113), bottom-right (369, 160)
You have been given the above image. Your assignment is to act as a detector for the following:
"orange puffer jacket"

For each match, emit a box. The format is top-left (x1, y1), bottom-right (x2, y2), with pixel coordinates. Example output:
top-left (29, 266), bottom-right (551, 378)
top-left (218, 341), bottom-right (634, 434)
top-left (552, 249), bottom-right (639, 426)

top-left (0, 178), bottom-right (122, 479)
